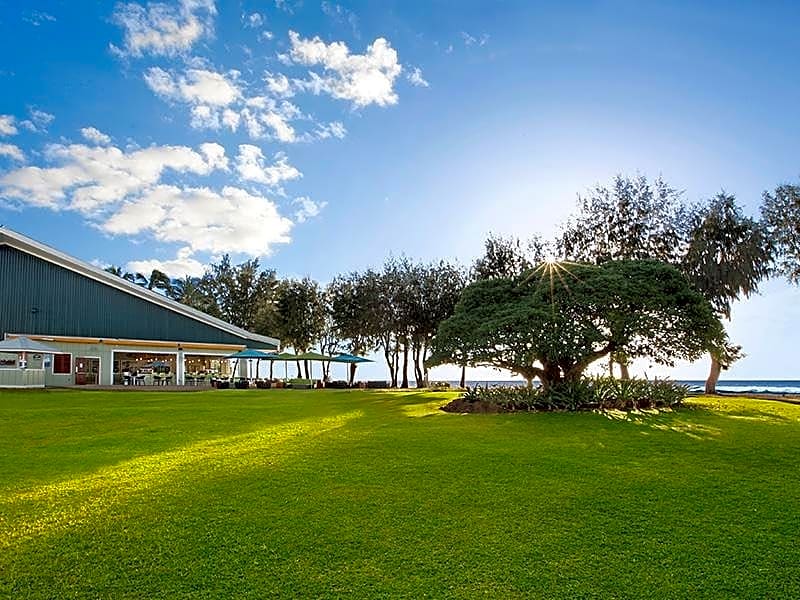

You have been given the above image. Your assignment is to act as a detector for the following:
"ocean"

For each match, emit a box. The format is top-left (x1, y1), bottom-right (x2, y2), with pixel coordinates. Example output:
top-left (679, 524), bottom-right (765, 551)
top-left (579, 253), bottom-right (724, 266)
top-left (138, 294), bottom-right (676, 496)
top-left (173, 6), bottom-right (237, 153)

top-left (453, 380), bottom-right (800, 395)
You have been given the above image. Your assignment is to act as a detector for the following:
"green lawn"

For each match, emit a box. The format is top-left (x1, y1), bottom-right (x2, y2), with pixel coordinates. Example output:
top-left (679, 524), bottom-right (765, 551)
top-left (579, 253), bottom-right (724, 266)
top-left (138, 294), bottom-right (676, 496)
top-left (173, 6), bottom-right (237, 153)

top-left (1, 389), bottom-right (798, 598)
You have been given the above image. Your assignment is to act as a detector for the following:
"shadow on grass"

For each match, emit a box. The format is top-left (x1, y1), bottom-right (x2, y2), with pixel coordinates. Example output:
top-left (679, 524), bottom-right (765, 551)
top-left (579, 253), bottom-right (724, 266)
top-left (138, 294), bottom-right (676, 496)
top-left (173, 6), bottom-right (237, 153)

top-left (0, 410), bottom-right (363, 550)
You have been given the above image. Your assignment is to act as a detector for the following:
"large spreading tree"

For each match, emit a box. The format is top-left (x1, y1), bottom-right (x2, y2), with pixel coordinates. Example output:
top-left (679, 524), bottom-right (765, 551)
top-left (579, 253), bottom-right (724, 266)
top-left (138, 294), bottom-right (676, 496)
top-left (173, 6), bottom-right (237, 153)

top-left (428, 260), bottom-right (724, 389)
top-left (557, 175), bottom-right (774, 392)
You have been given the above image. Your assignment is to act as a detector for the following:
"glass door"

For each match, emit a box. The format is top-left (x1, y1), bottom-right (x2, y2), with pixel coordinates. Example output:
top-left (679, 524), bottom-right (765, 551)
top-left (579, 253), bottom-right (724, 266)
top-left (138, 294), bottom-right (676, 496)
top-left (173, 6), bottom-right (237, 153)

top-left (75, 357), bottom-right (100, 385)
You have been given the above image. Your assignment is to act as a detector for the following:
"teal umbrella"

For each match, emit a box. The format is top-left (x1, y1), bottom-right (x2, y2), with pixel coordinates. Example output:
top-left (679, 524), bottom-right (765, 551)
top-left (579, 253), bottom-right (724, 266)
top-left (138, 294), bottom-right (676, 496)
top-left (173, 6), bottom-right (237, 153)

top-left (224, 349), bottom-right (280, 380)
top-left (273, 352), bottom-right (300, 380)
top-left (292, 351), bottom-right (334, 382)
top-left (330, 353), bottom-right (373, 385)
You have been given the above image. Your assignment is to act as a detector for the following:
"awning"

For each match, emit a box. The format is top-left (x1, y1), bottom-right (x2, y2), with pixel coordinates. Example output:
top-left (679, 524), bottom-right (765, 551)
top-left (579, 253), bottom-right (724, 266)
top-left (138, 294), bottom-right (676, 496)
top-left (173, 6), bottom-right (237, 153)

top-left (0, 336), bottom-right (60, 354)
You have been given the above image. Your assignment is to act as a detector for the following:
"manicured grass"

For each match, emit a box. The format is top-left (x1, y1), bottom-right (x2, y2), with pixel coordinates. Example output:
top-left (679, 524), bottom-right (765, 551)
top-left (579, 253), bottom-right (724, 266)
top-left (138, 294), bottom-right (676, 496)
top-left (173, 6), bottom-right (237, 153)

top-left (1, 390), bottom-right (799, 598)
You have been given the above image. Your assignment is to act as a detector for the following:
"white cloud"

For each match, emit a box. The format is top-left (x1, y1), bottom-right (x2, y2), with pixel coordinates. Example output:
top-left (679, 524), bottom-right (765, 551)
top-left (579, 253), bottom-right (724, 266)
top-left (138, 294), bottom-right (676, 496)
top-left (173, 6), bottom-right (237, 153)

top-left (111, 0), bottom-right (216, 58)
top-left (262, 112), bottom-right (296, 143)
top-left (190, 105), bottom-right (220, 129)
top-left (144, 67), bottom-right (241, 106)
top-left (141, 66), bottom-right (174, 95)
top-left (240, 97), bottom-right (300, 142)
top-left (259, 30), bottom-right (274, 42)
top-left (127, 247), bottom-right (207, 278)
top-left (288, 31), bottom-right (402, 107)
top-left (0, 143), bottom-right (25, 162)
top-left (293, 196), bottom-right (327, 223)
top-left (24, 11), bottom-right (56, 26)
top-left (139, 32), bottom-right (398, 142)
top-left (0, 141), bottom-right (226, 209)
top-left (274, 0), bottom-right (295, 14)
top-left (199, 142), bottom-right (228, 170)
top-left (0, 140), bottom-right (295, 259)
top-left (144, 66), bottom-right (305, 140)
top-left (461, 31), bottom-right (489, 47)
top-left (243, 12), bottom-right (264, 28)
top-left (0, 115), bottom-right (17, 136)
top-left (314, 121), bottom-right (347, 140)
top-left (20, 109), bottom-right (54, 133)
top-left (105, 184), bottom-right (293, 256)
top-left (80, 127), bottom-right (112, 145)
top-left (265, 72), bottom-right (293, 97)
top-left (407, 66), bottom-right (429, 87)
top-left (221, 108), bottom-right (241, 130)
top-left (320, 2), bottom-right (359, 37)
top-left (235, 145), bottom-right (301, 186)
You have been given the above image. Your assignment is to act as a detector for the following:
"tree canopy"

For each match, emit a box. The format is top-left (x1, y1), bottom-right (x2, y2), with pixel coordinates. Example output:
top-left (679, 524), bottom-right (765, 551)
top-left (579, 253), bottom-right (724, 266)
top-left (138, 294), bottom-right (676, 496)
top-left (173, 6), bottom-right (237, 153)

top-left (557, 174), bottom-right (690, 264)
top-left (429, 260), bottom-right (724, 388)
top-left (762, 182), bottom-right (800, 284)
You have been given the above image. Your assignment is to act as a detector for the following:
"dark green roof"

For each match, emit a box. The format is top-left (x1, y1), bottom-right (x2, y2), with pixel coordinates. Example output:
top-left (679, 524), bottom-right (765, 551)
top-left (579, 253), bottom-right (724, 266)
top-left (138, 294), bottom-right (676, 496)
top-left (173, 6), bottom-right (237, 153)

top-left (0, 229), bottom-right (279, 350)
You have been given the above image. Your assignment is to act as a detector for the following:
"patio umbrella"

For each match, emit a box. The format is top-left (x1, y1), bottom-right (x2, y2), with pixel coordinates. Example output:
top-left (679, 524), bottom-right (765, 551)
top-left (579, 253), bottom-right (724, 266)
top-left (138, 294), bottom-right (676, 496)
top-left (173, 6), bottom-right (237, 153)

top-left (291, 351), bottom-right (333, 381)
top-left (224, 348), bottom-right (280, 379)
top-left (330, 353), bottom-right (373, 385)
top-left (274, 352), bottom-right (301, 380)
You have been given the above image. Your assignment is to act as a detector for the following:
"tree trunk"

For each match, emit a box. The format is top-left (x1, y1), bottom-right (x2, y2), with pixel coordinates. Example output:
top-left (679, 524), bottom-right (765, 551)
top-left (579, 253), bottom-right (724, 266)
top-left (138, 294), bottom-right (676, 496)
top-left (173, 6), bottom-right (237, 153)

top-left (619, 361), bottom-right (630, 380)
top-left (459, 364), bottom-right (466, 389)
top-left (269, 361), bottom-right (274, 379)
top-left (383, 346), bottom-right (394, 387)
top-left (349, 363), bottom-right (357, 386)
top-left (705, 353), bottom-right (722, 394)
top-left (412, 343), bottom-right (423, 387)
top-left (401, 341), bottom-right (409, 388)
top-left (296, 362), bottom-right (302, 377)
top-left (422, 342), bottom-right (429, 387)
top-left (392, 339), bottom-right (400, 387)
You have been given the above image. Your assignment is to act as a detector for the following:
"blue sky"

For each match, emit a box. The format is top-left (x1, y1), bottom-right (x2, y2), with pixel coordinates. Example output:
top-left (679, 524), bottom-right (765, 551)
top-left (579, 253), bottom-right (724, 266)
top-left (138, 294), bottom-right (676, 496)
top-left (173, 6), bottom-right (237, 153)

top-left (1, 0), bottom-right (798, 381)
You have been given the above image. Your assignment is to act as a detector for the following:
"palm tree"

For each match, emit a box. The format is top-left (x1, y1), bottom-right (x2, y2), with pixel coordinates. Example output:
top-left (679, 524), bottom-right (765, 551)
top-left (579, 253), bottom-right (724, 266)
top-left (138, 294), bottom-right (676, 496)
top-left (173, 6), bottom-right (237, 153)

top-left (129, 269), bottom-right (172, 294)
top-left (104, 265), bottom-right (136, 283)
top-left (146, 269), bottom-right (172, 294)
top-left (681, 193), bottom-right (774, 393)
top-left (169, 275), bottom-right (218, 314)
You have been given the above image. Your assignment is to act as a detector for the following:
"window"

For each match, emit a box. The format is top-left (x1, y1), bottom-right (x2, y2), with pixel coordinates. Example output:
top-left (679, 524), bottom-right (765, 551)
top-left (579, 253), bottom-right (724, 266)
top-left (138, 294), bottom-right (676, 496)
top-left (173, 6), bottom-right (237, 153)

top-left (53, 353), bottom-right (71, 374)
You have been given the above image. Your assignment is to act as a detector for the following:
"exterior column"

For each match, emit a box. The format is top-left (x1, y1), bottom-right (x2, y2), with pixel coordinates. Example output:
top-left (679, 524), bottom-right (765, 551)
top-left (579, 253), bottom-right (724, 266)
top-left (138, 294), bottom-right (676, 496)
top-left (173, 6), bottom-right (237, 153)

top-left (102, 348), bottom-right (114, 385)
top-left (177, 347), bottom-right (185, 385)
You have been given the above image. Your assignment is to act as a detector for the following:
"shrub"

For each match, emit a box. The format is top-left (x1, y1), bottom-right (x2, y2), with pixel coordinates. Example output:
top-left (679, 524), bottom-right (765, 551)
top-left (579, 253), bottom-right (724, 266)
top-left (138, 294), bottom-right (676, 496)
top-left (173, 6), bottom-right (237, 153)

top-left (326, 380), bottom-right (350, 389)
top-left (444, 377), bottom-right (689, 413)
top-left (429, 381), bottom-right (451, 391)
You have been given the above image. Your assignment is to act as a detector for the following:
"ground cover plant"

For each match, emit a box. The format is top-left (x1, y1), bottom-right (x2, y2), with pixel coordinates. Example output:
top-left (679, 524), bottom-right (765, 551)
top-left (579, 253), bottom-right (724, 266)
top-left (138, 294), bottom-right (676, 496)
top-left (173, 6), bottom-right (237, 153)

top-left (1, 389), bottom-right (799, 598)
top-left (444, 377), bottom-right (690, 412)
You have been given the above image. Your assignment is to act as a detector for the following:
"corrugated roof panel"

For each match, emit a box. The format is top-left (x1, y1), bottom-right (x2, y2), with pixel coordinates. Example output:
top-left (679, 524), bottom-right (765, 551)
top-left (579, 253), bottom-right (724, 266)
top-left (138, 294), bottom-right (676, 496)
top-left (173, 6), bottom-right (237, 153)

top-left (0, 246), bottom-right (277, 349)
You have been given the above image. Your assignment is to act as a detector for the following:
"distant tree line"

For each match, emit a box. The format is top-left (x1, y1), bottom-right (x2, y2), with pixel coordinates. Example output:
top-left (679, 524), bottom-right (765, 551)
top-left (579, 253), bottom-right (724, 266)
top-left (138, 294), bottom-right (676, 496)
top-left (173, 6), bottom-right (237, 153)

top-left (105, 174), bottom-right (800, 392)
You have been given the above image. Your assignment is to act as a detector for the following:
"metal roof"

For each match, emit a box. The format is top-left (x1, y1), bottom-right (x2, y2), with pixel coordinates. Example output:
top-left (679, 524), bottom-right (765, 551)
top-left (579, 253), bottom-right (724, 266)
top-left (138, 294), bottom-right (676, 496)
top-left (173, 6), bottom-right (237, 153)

top-left (0, 227), bottom-right (279, 349)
